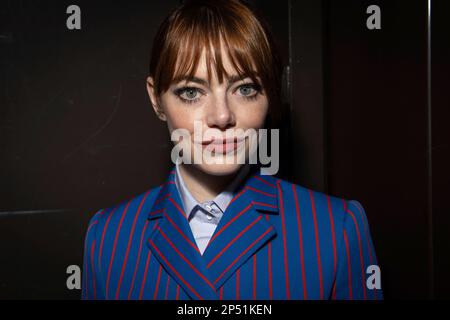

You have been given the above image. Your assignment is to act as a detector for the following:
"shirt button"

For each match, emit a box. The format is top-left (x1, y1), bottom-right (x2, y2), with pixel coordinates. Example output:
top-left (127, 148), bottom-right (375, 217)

top-left (205, 204), bottom-right (212, 211)
top-left (207, 215), bottom-right (212, 220)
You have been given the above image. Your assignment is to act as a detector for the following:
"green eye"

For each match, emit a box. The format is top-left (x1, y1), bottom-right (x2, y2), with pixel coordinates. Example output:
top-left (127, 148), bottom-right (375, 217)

top-left (237, 83), bottom-right (262, 100)
top-left (183, 88), bottom-right (198, 99)
top-left (239, 85), bottom-right (254, 96)
top-left (174, 87), bottom-right (202, 104)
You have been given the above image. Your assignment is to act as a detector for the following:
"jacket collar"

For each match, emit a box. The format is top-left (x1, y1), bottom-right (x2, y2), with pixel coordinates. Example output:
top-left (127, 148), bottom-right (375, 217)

top-left (174, 162), bottom-right (251, 220)
top-left (147, 165), bottom-right (279, 300)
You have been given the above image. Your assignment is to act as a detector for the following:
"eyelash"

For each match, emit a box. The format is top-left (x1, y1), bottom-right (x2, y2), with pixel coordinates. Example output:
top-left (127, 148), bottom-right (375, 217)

top-left (173, 83), bottom-right (262, 105)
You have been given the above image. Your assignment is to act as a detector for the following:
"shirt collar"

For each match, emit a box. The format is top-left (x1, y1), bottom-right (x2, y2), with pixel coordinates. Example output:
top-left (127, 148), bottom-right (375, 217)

top-left (174, 162), bottom-right (251, 219)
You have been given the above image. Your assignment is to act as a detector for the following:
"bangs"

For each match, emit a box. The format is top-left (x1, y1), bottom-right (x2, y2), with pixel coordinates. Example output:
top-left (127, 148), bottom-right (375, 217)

top-left (169, 33), bottom-right (261, 89)
top-left (151, 1), bottom-right (277, 96)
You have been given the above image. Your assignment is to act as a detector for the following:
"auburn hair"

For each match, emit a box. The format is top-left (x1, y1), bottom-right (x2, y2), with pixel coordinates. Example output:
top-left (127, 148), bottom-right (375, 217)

top-left (148, 0), bottom-right (283, 128)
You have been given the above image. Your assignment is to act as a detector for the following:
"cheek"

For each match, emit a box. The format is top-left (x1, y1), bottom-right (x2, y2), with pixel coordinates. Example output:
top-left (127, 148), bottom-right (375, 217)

top-left (166, 109), bottom-right (194, 131)
top-left (236, 100), bottom-right (269, 128)
top-left (161, 98), bottom-right (197, 132)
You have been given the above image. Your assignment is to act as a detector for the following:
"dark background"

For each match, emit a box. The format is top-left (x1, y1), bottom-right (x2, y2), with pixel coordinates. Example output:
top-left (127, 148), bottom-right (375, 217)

top-left (0, 0), bottom-right (448, 299)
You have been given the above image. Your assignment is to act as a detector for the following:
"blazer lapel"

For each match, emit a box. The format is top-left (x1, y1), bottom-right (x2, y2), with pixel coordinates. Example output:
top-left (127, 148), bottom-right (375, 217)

top-left (202, 170), bottom-right (279, 291)
top-left (146, 171), bottom-right (219, 300)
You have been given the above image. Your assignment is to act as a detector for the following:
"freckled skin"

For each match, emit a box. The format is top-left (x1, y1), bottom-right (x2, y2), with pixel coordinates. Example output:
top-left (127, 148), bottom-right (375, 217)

top-left (146, 42), bottom-right (269, 179)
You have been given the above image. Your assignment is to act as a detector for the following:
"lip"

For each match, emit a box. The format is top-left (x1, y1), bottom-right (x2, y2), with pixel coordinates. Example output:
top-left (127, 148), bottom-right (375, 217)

top-left (197, 137), bottom-right (246, 154)
top-left (201, 137), bottom-right (244, 144)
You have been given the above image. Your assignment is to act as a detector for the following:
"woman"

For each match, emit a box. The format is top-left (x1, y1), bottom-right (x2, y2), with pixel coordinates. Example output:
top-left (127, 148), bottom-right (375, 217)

top-left (82, 0), bottom-right (382, 300)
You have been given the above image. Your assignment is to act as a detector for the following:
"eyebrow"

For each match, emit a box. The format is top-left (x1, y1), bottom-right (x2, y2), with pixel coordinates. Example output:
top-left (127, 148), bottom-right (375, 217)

top-left (173, 74), bottom-right (258, 88)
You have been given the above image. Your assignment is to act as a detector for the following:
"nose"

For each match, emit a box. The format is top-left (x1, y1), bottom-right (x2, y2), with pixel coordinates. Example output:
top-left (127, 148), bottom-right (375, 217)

top-left (205, 94), bottom-right (236, 129)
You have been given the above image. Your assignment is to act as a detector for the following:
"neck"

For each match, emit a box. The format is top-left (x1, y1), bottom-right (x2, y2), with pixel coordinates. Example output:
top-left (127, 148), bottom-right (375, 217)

top-left (178, 164), bottom-right (241, 203)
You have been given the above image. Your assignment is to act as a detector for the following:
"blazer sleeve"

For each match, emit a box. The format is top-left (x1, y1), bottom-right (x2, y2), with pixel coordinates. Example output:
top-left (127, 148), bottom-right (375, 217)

top-left (81, 210), bottom-right (104, 300)
top-left (332, 200), bottom-right (383, 300)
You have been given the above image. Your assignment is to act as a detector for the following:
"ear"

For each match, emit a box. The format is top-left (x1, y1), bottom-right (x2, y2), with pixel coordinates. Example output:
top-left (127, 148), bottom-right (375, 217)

top-left (146, 76), bottom-right (167, 121)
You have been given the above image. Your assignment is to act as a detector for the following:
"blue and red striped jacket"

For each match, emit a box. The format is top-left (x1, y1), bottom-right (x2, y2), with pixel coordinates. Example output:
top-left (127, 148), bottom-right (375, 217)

top-left (81, 167), bottom-right (383, 300)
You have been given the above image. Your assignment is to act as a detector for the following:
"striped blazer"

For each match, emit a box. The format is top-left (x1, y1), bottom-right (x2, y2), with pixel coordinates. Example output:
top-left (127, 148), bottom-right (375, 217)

top-left (81, 167), bottom-right (383, 300)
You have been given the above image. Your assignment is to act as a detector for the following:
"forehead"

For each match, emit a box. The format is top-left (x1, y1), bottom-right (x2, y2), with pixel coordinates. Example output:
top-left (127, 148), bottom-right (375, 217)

top-left (180, 49), bottom-right (239, 81)
top-left (172, 46), bottom-right (258, 87)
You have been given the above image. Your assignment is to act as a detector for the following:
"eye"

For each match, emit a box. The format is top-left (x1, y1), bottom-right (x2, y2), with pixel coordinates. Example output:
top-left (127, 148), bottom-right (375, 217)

top-left (173, 87), bottom-right (203, 104)
top-left (181, 88), bottom-right (199, 100)
top-left (237, 83), bottom-right (262, 100)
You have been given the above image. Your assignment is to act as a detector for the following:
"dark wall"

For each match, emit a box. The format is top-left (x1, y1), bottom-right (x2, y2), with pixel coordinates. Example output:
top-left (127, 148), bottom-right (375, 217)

top-left (0, 0), bottom-right (178, 299)
top-left (0, 0), bottom-right (289, 299)
top-left (431, 0), bottom-right (450, 300)
top-left (288, 0), bottom-right (450, 300)
top-left (320, 0), bottom-right (450, 299)
top-left (325, 0), bottom-right (430, 299)
top-left (0, 0), bottom-right (448, 299)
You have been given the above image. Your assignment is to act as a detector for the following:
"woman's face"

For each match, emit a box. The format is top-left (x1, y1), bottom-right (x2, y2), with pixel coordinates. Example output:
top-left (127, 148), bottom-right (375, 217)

top-left (147, 43), bottom-right (269, 176)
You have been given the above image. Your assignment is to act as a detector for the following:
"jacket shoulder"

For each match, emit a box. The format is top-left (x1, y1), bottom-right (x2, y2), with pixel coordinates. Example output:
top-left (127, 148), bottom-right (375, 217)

top-left (84, 184), bottom-right (163, 239)
top-left (273, 177), bottom-right (360, 224)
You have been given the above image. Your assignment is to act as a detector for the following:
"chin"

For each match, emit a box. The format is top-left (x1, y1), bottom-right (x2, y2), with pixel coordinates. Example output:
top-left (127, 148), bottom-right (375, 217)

top-left (192, 162), bottom-right (244, 177)
top-left (186, 141), bottom-right (251, 177)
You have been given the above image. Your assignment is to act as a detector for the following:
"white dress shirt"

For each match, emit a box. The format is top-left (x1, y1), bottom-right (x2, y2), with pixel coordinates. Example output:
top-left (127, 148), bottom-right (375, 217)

top-left (174, 163), bottom-right (251, 255)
